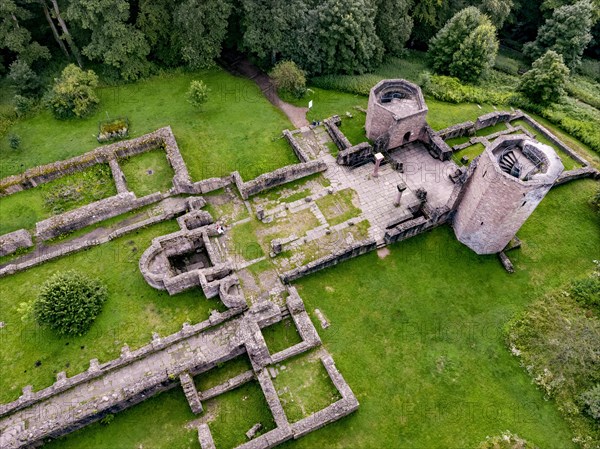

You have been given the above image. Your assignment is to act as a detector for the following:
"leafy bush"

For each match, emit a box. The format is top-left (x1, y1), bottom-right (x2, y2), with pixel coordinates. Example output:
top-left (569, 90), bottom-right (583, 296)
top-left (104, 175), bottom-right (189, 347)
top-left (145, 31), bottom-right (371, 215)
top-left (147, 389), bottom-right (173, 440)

top-left (565, 76), bottom-right (600, 109)
top-left (422, 73), bottom-right (513, 105)
top-left (8, 133), bottom-right (21, 150)
top-left (47, 64), bottom-right (100, 119)
top-left (270, 60), bottom-right (307, 98)
top-left (186, 80), bottom-right (210, 109)
top-left (8, 59), bottom-right (41, 96)
top-left (579, 385), bottom-right (600, 421)
top-left (506, 273), bottom-right (600, 448)
top-left (13, 94), bottom-right (35, 117)
top-left (34, 271), bottom-right (108, 336)
top-left (518, 51), bottom-right (570, 105)
top-left (428, 7), bottom-right (498, 82)
top-left (477, 431), bottom-right (539, 449)
top-left (570, 261), bottom-right (600, 312)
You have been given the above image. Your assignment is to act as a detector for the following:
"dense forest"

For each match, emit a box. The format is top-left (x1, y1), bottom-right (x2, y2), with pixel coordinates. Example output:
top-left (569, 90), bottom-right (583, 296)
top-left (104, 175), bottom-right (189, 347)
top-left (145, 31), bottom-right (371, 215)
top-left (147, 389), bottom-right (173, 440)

top-left (1, 0), bottom-right (598, 81)
top-left (1, 0), bottom-right (600, 151)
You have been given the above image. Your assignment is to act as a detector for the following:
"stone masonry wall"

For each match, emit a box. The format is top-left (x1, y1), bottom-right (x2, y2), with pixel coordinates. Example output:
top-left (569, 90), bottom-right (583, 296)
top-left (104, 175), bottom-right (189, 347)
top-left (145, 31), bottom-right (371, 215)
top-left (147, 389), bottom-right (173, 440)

top-left (336, 142), bottom-right (373, 166)
top-left (0, 127), bottom-right (190, 196)
top-left (0, 229), bottom-right (33, 258)
top-left (233, 160), bottom-right (327, 200)
top-left (283, 129), bottom-right (311, 162)
top-left (324, 116), bottom-right (352, 151)
top-left (280, 239), bottom-right (377, 283)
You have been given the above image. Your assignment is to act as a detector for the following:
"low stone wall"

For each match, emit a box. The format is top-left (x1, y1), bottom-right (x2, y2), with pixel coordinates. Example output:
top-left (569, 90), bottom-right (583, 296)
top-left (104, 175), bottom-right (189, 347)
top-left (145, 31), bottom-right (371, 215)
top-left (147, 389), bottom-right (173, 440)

top-left (0, 127), bottom-right (190, 196)
top-left (423, 126), bottom-right (452, 161)
top-left (474, 111), bottom-right (513, 130)
top-left (233, 160), bottom-right (327, 200)
top-left (283, 129), bottom-right (311, 162)
top-left (0, 198), bottom-right (187, 278)
top-left (324, 115), bottom-right (352, 151)
top-left (516, 113), bottom-right (590, 166)
top-left (0, 308), bottom-right (244, 419)
top-left (280, 239), bottom-right (377, 283)
top-left (384, 215), bottom-right (442, 245)
top-left (0, 229), bottom-right (33, 258)
top-left (554, 166), bottom-right (600, 186)
top-left (336, 142), bottom-right (373, 166)
top-left (34, 191), bottom-right (167, 242)
top-left (437, 121), bottom-right (475, 140)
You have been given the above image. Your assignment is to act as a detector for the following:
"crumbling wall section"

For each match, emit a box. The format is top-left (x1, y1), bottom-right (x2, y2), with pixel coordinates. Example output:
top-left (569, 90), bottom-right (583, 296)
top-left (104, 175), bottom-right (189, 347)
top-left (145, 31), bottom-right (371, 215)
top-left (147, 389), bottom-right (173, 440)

top-left (280, 239), bottom-right (377, 283)
top-left (233, 161), bottom-right (327, 200)
top-left (0, 229), bottom-right (33, 258)
top-left (324, 116), bottom-right (352, 151)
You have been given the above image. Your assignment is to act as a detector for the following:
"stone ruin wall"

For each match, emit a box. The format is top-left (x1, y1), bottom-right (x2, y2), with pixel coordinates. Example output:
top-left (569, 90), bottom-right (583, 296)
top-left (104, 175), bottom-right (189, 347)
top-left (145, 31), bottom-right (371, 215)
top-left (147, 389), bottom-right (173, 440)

top-left (0, 230), bottom-right (33, 258)
top-left (280, 238), bottom-right (377, 284)
top-left (233, 160), bottom-right (327, 200)
top-left (0, 127), bottom-right (191, 196)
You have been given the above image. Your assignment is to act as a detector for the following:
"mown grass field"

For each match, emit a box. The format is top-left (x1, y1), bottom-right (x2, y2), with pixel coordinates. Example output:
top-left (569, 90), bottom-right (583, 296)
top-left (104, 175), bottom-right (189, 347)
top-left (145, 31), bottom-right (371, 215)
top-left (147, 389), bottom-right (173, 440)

top-left (0, 69), bottom-right (296, 181)
top-left (0, 220), bottom-right (224, 403)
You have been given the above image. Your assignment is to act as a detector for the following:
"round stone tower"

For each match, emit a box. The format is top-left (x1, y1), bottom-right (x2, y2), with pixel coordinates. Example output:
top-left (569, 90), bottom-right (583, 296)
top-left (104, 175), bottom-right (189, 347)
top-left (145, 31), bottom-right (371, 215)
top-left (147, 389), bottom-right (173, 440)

top-left (453, 135), bottom-right (564, 255)
top-left (365, 79), bottom-right (428, 150)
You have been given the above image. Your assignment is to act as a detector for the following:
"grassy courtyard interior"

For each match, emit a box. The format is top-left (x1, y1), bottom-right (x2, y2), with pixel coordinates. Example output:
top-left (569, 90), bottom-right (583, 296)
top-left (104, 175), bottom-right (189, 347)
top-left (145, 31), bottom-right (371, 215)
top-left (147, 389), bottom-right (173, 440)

top-left (0, 65), bottom-right (599, 449)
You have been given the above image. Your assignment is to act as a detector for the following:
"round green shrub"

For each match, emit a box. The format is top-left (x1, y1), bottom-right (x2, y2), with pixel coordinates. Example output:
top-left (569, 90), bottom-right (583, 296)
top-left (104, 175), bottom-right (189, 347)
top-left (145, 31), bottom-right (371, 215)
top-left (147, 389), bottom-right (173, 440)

top-left (579, 385), bottom-right (600, 420)
top-left (186, 80), bottom-right (210, 109)
top-left (34, 271), bottom-right (108, 336)
top-left (8, 133), bottom-right (21, 150)
top-left (270, 60), bottom-right (307, 98)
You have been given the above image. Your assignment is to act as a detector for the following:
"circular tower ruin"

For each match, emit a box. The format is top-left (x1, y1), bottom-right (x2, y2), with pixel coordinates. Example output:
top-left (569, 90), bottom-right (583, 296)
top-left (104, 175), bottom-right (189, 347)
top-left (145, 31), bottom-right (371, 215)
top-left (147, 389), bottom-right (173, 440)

top-left (453, 135), bottom-right (564, 255)
top-left (365, 79), bottom-right (428, 150)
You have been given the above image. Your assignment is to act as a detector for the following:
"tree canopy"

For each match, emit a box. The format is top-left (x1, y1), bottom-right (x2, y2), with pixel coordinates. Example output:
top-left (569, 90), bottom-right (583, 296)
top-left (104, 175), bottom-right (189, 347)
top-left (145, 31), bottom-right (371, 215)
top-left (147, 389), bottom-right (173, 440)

top-left (524, 0), bottom-right (595, 70)
top-left (519, 50), bottom-right (570, 104)
top-left (429, 7), bottom-right (499, 82)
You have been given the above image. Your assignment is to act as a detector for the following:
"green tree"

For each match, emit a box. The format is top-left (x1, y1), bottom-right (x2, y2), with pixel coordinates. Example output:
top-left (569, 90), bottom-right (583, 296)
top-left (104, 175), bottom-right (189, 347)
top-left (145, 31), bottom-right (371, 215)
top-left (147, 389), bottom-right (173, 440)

top-left (136, 0), bottom-right (181, 67)
top-left (375, 0), bottom-right (414, 56)
top-left (8, 59), bottom-right (40, 96)
top-left (518, 50), bottom-right (569, 105)
top-left (429, 7), bottom-right (499, 82)
top-left (479, 0), bottom-right (513, 29)
top-left (449, 22), bottom-right (499, 82)
top-left (66, 0), bottom-right (151, 80)
top-left (301, 0), bottom-right (384, 75)
top-left (523, 0), bottom-right (595, 70)
top-left (34, 271), bottom-right (108, 336)
top-left (240, 0), bottom-right (306, 65)
top-left (186, 80), bottom-right (210, 109)
top-left (270, 60), bottom-right (306, 98)
top-left (47, 64), bottom-right (100, 119)
top-left (173, 0), bottom-right (232, 69)
top-left (0, 0), bottom-right (50, 65)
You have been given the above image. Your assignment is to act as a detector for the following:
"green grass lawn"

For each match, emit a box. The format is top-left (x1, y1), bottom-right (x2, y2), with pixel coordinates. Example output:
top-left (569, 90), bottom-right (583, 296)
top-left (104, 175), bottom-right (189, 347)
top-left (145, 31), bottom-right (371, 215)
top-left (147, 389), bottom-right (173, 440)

top-left (261, 317), bottom-right (304, 355)
top-left (288, 179), bottom-right (599, 449)
top-left (207, 381), bottom-right (276, 449)
top-left (0, 163), bottom-right (117, 235)
top-left (452, 143), bottom-right (486, 166)
top-left (0, 219), bottom-right (224, 403)
top-left (338, 114), bottom-right (368, 146)
top-left (119, 148), bottom-right (175, 196)
top-left (44, 387), bottom-right (199, 449)
top-left (273, 351), bottom-right (342, 422)
top-left (316, 188), bottom-right (362, 227)
top-left (0, 69), bottom-right (297, 181)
